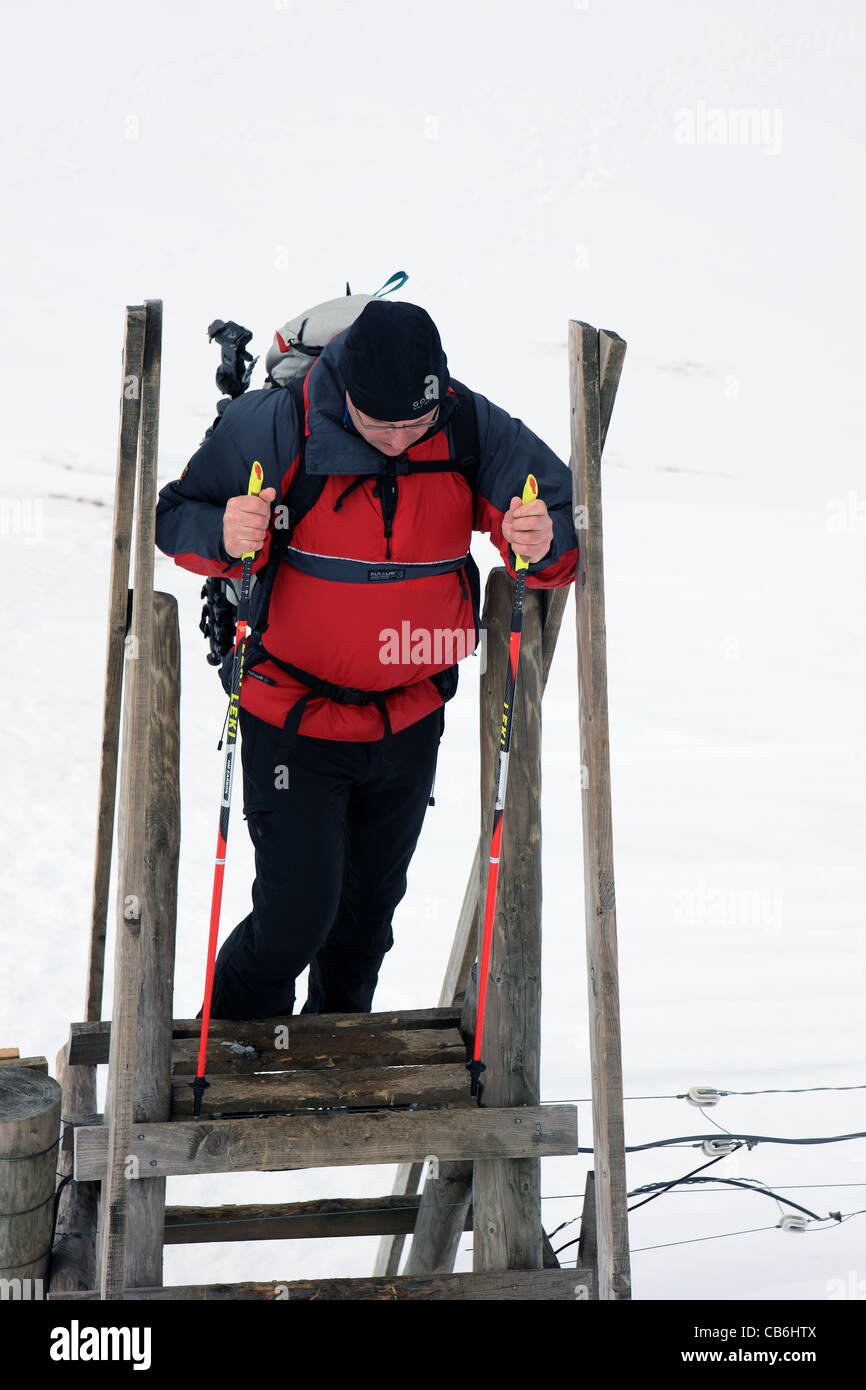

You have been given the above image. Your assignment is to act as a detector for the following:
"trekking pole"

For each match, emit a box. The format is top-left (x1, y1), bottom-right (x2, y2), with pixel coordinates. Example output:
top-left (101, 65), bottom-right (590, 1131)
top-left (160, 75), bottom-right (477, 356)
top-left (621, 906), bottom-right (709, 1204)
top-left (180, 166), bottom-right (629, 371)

top-left (467, 473), bottom-right (538, 1103)
top-left (191, 459), bottom-right (264, 1118)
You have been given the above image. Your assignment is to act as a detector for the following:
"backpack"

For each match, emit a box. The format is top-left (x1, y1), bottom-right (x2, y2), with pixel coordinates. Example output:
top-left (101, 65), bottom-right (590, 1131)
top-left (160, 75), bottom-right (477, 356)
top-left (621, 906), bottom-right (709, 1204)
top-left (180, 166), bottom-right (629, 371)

top-left (198, 274), bottom-right (481, 680)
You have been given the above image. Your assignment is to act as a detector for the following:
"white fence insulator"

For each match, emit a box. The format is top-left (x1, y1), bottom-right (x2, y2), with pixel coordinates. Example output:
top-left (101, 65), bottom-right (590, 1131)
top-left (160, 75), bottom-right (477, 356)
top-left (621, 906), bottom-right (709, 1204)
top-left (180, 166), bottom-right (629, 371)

top-left (701, 1138), bottom-right (738, 1157)
top-left (686, 1086), bottom-right (722, 1108)
top-left (778, 1214), bottom-right (809, 1233)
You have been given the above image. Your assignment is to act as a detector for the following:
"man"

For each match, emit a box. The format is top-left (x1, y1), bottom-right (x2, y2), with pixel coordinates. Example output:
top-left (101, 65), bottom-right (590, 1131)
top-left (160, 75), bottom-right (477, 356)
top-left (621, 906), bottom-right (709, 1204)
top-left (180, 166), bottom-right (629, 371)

top-left (156, 300), bottom-right (579, 1020)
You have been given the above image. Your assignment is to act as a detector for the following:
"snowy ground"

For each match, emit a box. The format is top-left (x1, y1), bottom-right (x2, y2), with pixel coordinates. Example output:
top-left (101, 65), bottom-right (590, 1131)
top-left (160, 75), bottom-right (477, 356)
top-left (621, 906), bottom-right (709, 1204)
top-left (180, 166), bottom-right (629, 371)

top-left (2, 0), bottom-right (865, 1302)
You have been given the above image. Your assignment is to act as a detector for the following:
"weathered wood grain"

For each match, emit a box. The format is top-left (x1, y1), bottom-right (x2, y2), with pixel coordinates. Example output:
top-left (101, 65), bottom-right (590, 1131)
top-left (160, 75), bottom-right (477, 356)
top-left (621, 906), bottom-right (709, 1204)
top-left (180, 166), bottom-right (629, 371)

top-left (96, 300), bottom-right (175, 1300)
top-left (75, 1105), bottom-right (579, 1180)
top-left (473, 570), bottom-right (544, 1273)
top-left (68, 1008), bottom-right (461, 1066)
top-left (0, 1056), bottom-right (47, 1073)
top-left (404, 1161), bottom-right (473, 1275)
top-left (570, 320), bottom-right (630, 1302)
top-left (50, 1046), bottom-right (100, 1294)
top-left (52, 1268), bottom-right (595, 1301)
top-left (170, 1062), bottom-right (472, 1117)
top-left (85, 304), bottom-right (146, 1026)
top-left (169, 1026), bottom-right (467, 1078)
top-left (0, 1070), bottom-right (61, 1281)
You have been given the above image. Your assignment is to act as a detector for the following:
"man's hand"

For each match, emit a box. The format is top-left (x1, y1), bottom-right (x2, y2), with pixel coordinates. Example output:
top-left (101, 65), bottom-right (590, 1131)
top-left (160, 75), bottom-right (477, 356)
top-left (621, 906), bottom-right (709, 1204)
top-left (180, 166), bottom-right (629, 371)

top-left (501, 495), bottom-right (553, 565)
top-left (223, 486), bottom-right (277, 559)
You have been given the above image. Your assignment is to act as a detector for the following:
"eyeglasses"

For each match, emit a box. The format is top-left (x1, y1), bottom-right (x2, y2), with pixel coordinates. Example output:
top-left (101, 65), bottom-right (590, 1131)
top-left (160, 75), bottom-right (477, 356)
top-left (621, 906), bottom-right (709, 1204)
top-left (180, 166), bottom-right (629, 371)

top-left (349, 401), bottom-right (440, 433)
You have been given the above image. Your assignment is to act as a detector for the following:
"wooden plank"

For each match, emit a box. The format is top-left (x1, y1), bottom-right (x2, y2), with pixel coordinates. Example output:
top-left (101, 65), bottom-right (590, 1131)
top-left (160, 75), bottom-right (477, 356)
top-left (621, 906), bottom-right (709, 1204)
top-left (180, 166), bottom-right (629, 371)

top-left (96, 299), bottom-right (168, 1300)
top-left (164, 1195), bottom-right (440, 1244)
top-left (50, 1047), bottom-right (100, 1295)
top-left (0, 1048), bottom-right (20, 1060)
top-left (0, 1070), bottom-right (61, 1281)
top-left (570, 320), bottom-right (630, 1302)
top-left (52, 1268), bottom-right (595, 1301)
top-left (171, 1062), bottom-right (472, 1117)
top-left (75, 1104), bottom-right (578, 1180)
top-left (68, 1008), bottom-right (461, 1066)
top-left (473, 570), bottom-right (544, 1272)
top-left (577, 1168), bottom-right (598, 1272)
top-left (598, 329), bottom-right (627, 454)
top-left (169, 1026), bottom-right (466, 1078)
top-left (404, 1161), bottom-right (473, 1275)
top-left (85, 304), bottom-right (146, 1025)
top-left (0, 1056), bottom-right (47, 1073)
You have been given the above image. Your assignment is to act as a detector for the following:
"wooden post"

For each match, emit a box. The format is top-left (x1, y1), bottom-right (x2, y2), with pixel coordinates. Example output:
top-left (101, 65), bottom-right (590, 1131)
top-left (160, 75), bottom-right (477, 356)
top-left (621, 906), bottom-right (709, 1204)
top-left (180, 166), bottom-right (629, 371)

top-left (0, 1070), bottom-right (61, 1290)
top-left (85, 305), bottom-right (146, 1025)
top-left (570, 320), bottom-right (630, 1300)
top-left (403, 1162), bottom-right (473, 1276)
top-left (472, 570), bottom-right (544, 1271)
top-left (50, 1046), bottom-right (100, 1294)
top-left (96, 301), bottom-right (180, 1297)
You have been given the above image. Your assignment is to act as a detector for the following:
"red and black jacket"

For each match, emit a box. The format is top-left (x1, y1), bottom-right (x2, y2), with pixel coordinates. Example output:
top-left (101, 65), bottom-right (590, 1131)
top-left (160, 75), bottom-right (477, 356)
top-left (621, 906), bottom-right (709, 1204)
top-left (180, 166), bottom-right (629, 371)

top-left (155, 332), bottom-right (579, 741)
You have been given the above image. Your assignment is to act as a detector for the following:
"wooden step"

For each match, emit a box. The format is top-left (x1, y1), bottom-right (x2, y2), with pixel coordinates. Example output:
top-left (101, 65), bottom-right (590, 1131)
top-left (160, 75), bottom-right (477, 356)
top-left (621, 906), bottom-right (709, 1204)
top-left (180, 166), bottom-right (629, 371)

top-left (74, 1104), bottom-right (579, 1180)
top-left (170, 1025), bottom-right (466, 1078)
top-left (50, 1268), bottom-right (594, 1300)
top-left (164, 1195), bottom-right (437, 1244)
top-left (68, 1007), bottom-right (461, 1066)
top-left (170, 1062), bottom-right (472, 1117)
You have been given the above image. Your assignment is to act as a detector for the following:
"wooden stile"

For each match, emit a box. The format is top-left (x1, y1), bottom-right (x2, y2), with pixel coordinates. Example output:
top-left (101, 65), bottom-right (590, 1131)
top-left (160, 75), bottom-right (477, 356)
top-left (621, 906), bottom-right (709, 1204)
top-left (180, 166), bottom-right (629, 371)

top-left (46, 300), bottom-right (628, 1302)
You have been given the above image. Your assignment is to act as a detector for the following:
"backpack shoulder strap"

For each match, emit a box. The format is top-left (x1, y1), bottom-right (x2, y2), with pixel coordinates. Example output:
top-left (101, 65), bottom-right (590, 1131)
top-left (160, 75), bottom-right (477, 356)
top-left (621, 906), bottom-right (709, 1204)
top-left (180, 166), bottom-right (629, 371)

top-left (249, 376), bottom-right (325, 639)
top-left (446, 378), bottom-right (480, 482)
top-left (280, 377), bottom-right (327, 528)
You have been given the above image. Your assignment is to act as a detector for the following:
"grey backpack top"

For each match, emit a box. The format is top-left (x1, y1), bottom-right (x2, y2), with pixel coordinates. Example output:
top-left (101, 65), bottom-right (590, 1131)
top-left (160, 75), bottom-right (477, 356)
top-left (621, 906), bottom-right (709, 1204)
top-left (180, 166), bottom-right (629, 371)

top-left (265, 271), bottom-right (408, 387)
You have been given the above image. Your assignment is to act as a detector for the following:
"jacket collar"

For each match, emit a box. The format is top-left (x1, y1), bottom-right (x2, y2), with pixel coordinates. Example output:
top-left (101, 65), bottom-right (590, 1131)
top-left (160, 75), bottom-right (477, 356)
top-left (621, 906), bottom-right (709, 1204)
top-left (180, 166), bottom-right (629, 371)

top-left (302, 333), bottom-right (456, 476)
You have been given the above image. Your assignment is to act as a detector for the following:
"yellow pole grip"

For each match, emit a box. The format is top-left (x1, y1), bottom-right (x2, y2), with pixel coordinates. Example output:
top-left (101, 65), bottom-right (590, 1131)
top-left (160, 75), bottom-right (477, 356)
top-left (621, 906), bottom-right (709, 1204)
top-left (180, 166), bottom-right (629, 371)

top-left (514, 473), bottom-right (538, 572)
top-left (241, 461), bottom-right (264, 561)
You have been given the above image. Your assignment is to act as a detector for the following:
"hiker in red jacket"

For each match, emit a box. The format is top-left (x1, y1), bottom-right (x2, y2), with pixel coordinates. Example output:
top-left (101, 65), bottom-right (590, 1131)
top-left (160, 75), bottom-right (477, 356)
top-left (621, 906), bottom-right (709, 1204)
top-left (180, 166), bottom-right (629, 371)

top-left (156, 300), bottom-right (578, 1019)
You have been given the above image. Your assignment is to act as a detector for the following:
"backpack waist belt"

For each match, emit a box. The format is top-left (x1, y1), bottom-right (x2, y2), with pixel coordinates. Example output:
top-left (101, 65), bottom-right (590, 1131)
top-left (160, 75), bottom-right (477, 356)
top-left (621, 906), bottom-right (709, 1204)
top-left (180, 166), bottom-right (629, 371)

top-left (257, 644), bottom-right (409, 747)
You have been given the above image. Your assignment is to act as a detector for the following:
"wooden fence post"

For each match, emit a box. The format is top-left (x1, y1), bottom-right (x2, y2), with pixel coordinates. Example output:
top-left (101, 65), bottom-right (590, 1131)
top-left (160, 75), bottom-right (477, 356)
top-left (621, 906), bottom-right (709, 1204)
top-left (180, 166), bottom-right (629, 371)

top-left (570, 321), bottom-right (630, 1300)
top-left (472, 570), bottom-right (544, 1271)
top-left (85, 304), bottom-right (146, 1025)
top-left (95, 301), bottom-right (181, 1297)
top-left (50, 1046), bottom-right (100, 1294)
top-left (0, 1070), bottom-right (62, 1291)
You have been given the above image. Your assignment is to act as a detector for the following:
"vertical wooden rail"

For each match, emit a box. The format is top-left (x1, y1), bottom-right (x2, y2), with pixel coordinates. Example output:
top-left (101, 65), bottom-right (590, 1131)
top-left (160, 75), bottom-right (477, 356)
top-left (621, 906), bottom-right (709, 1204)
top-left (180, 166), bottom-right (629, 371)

top-left (85, 305), bottom-right (146, 1024)
top-left (570, 320), bottom-right (630, 1300)
top-left (50, 1046), bottom-right (100, 1293)
top-left (96, 300), bottom-right (179, 1298)
top-left (472, 571), bottom-right (544, 1271)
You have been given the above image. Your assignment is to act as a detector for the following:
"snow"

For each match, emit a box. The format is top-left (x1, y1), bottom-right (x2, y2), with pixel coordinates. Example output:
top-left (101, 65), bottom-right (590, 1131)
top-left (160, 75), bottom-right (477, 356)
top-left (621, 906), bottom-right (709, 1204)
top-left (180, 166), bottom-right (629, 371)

top-left (2, 0), bottom-right (865, 1301)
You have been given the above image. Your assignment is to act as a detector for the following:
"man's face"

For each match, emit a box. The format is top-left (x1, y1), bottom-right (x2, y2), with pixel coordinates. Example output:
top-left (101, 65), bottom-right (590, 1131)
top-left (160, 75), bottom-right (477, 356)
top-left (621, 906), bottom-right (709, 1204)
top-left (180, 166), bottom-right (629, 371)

top-left (345, 392), bottom-right (440, 456)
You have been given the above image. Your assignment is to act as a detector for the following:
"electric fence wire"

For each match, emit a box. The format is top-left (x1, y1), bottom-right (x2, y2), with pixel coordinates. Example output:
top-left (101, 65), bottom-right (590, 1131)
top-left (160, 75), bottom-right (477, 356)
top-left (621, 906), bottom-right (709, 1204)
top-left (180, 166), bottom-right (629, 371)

top-left (541, 1081), bottom-right (866, 1105)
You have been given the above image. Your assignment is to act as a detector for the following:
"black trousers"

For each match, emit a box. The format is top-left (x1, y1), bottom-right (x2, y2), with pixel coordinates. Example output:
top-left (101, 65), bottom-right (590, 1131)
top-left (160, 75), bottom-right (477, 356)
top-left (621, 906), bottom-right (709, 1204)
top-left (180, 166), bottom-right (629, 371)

top-left (209, 705), bottom-right (442, 1019)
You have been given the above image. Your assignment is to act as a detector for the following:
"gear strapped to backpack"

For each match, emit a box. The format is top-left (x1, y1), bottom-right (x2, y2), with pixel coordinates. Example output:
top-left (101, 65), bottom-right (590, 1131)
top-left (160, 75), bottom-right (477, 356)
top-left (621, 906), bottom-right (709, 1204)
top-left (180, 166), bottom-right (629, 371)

top-left (198, 272), bottom-right (482, 741)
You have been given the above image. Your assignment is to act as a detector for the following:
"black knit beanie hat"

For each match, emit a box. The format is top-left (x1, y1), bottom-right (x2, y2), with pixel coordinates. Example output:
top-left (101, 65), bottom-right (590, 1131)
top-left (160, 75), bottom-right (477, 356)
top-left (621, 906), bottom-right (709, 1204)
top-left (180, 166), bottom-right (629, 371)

top-left (341, 300), bottom-right (449, 421)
